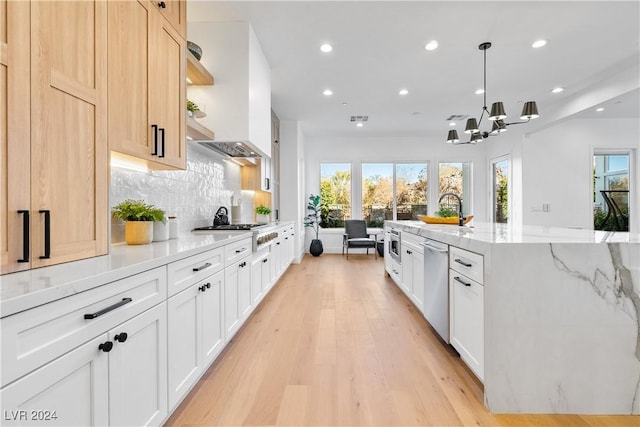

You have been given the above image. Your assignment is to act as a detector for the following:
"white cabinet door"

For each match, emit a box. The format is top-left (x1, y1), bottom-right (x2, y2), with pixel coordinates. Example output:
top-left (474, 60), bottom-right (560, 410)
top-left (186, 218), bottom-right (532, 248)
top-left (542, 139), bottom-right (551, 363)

top-left (449, 271), bottom-right (484, 381)
top-left (271, 238), bottom-right (282, 281)
top-left (167, 284), bottom-right (201, 410)
top-left (411, 249), bottom-right (425, 312)
top-left (0, 335), bottom-right (109, 427)
top-left (201, 270), bottom-right (224, 368)
top-left (224, 257), bottom-right (250, 341)
top-left (384, 231), bottom-right (392, 273)
top-left (262, 253), bottom-right (272, 293)
top-left (109, 303), bottom-right (168, 427)
top-left (401, 244), bottom-right (414, 297)
top-left (251, 252), bottom-right (266, 305)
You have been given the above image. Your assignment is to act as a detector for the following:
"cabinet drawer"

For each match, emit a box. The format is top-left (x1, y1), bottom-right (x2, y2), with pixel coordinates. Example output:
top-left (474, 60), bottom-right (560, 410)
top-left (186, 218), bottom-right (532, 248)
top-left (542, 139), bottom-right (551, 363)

top-left (167, 247), bottom-right (224, 296)
top-left (1, 267), bottom-right (166, 387)
top-left (224, 237), bottom-right (252, 266)
top-left (449, 246), bottom-right (484, 285)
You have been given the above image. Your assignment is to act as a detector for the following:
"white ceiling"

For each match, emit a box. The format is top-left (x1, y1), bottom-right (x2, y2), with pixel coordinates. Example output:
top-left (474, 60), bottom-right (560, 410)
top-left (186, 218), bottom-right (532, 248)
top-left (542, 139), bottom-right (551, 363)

top-left (187, 1), bottom-right (640, 140)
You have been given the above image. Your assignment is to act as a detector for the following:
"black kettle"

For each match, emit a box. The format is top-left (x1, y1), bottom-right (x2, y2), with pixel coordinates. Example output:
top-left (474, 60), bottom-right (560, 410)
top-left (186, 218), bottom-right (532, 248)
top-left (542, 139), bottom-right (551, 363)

top-left (213, 206), bottom-right (230, 226)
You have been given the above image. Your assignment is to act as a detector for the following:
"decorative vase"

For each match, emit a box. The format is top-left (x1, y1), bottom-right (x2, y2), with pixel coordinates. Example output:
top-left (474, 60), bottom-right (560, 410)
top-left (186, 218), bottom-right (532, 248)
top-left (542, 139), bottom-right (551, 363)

top-left (309, 239), bottom-right (323, 257)
top-left (153, 220), bottom-right (169, 242)
top-left (124, 221), bottom-right (154, 245)
top-left (257, 214), bottom-right (269, 224)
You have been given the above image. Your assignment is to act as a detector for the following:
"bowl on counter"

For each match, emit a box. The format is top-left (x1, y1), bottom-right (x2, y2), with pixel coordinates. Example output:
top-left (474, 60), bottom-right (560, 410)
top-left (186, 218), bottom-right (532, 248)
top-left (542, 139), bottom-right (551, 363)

top-left (417, 214), bottom-right (474, 225)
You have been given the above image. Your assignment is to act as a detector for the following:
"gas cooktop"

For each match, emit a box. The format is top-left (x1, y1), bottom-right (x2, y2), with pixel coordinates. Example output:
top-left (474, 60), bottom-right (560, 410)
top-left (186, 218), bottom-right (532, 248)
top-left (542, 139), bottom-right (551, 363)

top-left (192, 224), bottom-right (262, 231)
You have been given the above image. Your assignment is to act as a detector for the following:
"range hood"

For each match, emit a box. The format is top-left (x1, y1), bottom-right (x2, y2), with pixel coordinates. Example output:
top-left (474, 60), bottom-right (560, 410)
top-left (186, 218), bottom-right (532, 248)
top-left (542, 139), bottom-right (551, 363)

top-left (198, 141), bottom-right (260, 159)
top-left (187, 21), bottom-right (272, 160)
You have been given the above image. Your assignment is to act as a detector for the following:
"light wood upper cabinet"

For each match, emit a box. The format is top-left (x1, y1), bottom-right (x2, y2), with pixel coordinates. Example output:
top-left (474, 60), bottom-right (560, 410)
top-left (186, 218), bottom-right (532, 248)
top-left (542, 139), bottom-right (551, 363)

top-left (1, 0), bottom-right (108, 273)
top-left (152, 0), bottom-right (186, 38)
top-left (108, 0), bottom-right (186, 170)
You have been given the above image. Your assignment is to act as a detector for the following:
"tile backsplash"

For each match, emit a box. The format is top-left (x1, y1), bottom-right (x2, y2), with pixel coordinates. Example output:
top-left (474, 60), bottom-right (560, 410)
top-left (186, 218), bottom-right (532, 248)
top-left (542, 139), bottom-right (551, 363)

top-left (110, 143), bottom-right (252, 243)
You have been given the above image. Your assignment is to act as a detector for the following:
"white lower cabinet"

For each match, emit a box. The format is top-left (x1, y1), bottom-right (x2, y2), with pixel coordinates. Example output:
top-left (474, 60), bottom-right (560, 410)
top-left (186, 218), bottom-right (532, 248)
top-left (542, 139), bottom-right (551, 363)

top-left (167, 269), bottom-right (224, 410)
top-left (0, 335), bottom-right (109, 427)
top-left (251, 246), bottom-right (271, 305)
top-left (224, 255), bottom-right (251, 342)
top-left (449, 253), bottom-right (484, 381)
top-left (108, 303), bottom-right (167, 427)
top-left (0, 303), bottom-right (167, 427)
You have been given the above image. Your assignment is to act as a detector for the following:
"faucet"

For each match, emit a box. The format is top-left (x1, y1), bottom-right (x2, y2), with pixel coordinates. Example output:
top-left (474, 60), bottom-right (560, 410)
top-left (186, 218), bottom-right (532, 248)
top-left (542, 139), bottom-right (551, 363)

top-left (438, 193), bottom-right (464, 226)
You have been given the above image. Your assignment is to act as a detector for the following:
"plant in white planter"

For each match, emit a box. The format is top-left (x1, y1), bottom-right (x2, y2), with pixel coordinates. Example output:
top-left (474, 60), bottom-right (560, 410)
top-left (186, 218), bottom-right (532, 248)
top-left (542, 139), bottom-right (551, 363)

top-left (303, 194), bottom-right (323, 256)
top-left (112, 199), bottom-right (164, 245)
top-left (256, 205), bottom-right (271, 224)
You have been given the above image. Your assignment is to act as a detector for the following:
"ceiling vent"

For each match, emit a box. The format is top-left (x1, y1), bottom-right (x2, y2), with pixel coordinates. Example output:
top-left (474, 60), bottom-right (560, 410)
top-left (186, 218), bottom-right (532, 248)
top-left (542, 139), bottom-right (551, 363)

top-left (350, 115), bottom-right (369, 122)
top-left (446, 114), bottom-right (468, 121)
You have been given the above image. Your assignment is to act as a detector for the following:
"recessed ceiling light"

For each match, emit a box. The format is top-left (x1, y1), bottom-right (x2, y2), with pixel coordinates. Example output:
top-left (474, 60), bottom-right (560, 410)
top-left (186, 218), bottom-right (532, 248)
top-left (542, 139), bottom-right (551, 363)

top-left (596, 107), bottom-right (604, 112)
top-left (399, 89), bottom-right (409, 96)
top-left (424, 40), bottom-right (439, 51)
top-left (449, 122), bottom-right (456, 126)
top-left (475, 89), bottom-right (485, 95)
top-left (551, 87), bottom-right (564, 93)
top-left (323, 89), bottom-right (333, 96)
top-left (320, 43), bottom-right (333, 53)
top-left (532, 39), bottom-right (547, 48)
top-left (342, 102), bottom-right (348, 106)
top-left (356, 123), bottom-right (364, 127)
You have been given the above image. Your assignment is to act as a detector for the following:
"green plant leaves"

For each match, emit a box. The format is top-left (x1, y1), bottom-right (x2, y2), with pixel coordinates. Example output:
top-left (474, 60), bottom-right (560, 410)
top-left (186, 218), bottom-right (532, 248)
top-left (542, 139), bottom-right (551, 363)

top-left (112, 199), bottom-right (165, 222)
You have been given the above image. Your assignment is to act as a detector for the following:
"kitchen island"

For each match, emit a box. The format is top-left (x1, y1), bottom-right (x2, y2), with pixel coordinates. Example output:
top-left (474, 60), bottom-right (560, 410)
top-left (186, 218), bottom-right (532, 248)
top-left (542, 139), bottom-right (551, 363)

top-left (385, 220), bottom-right (640, 415)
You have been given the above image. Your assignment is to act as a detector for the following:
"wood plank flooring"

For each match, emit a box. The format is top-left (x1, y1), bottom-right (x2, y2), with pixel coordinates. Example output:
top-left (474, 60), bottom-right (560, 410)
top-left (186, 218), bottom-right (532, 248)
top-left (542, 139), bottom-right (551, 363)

top-left (165, 254), bottom-right (638, 427)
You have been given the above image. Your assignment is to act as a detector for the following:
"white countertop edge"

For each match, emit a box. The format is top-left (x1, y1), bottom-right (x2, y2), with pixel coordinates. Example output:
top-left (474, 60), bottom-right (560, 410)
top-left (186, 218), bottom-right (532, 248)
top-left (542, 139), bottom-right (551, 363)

top-left (0, 232), bottom-right (253, 318)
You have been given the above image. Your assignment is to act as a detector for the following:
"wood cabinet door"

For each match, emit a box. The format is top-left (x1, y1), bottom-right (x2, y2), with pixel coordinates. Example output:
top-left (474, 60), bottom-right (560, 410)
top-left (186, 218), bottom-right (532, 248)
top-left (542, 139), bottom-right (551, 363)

top-left (1, 0), bottom-right (30, 274)
top-left (109, 303), bottom-right (168, 427)
top-left (153, 0), bottom-right (186, 38)
top-left (107, 0), bottom-right (154, 162)
top-left (0, 335), bottom-right (109, 427)
top-left (150, 14), bottom-right (185, 169)
top-left (29, 0), bottom-right (108, 267)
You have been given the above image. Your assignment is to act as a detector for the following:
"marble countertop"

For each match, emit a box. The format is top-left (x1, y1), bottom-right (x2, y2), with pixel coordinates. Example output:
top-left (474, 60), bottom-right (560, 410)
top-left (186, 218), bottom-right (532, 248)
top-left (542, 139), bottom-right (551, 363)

top-left (0, 232), bottom-right (253, 318)
top-left (386, 220), bottom-right (639, 252)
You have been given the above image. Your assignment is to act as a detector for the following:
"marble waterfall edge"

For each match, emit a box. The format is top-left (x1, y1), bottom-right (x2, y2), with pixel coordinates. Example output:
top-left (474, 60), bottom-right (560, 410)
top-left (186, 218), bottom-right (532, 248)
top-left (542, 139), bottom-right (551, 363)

top-left (485, 242), bottom-right (640, 414)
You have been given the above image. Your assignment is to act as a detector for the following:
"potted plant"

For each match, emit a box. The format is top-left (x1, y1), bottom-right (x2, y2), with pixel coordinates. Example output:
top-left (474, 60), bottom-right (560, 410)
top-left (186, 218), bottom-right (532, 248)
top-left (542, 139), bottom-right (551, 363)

top-left (256, 205), bottom-right (271, 224)
top-left (112, 199), bottom-right (165, 245)
top-left (303, 194), bottom-right (323, 256)
top-left (186, 99), bottom-right (199, 118)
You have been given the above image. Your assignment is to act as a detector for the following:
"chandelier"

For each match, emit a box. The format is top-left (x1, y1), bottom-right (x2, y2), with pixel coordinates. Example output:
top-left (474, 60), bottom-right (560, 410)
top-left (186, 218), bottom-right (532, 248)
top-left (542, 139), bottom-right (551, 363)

top-left (446, 42), bottom-right (539, 144)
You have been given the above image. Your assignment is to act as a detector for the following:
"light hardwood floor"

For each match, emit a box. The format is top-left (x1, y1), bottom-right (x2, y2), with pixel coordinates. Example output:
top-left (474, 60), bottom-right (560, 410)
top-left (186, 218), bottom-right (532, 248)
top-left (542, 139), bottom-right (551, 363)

top-left (165, 254), bottom-right (638, 427)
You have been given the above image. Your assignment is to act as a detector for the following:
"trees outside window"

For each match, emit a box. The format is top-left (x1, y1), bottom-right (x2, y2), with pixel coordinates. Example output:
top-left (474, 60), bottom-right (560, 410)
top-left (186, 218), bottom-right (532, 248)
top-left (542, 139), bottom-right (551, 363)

top-left (320, 163), bottom-right (351, 227)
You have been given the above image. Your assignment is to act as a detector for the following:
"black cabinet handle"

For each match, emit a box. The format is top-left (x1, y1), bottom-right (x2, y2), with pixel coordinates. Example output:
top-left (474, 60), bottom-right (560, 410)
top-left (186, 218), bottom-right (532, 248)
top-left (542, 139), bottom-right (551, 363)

top-left (199, 284), bottom-right (207, 292)
top-left (406, 249), bottom-right (412, 255)
top-left (265, 178), bottom-right (270, 190)
top-left (84, 298), bottom-right (133, 319)
top-left (39, 210), bottom-right (50, 259)
top-left (99, 341), bottom-right (113, 353)
top-left (235, 248), bottom-right (246, 253)
top-left (262, 258), bottom-right (268, 263)
top-left (151, 124), bottom-right (158, 155)
top-left (454, 258), bottom-right (472, 268)
top-left (276, 242), bottom-right (280, 246)
top-left (159, 128), bottom-right (165, 158)
top-left (192, 262), bottom-right (211, 272)
top-left (114, 333), bottom-right (128, 343)
top-left (157, 1), bottom-right (166, 8)
top-left (454, 276), bottom-right (472, 287)
top-left (239, 261), bottom-right (246, 268)
top-left (17, 210), bottom-right (29, 263)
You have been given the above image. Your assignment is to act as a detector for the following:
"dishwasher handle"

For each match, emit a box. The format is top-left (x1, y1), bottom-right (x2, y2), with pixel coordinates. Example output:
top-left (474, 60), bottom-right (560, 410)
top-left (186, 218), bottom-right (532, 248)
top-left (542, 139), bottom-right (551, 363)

top-left (421, 241), bottom-right (448, 253)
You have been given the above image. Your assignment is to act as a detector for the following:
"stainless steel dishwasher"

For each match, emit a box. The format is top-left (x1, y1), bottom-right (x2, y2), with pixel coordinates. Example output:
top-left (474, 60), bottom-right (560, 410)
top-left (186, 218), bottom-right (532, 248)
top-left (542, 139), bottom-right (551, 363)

top-left (422, 239), bottom-right (450, 343)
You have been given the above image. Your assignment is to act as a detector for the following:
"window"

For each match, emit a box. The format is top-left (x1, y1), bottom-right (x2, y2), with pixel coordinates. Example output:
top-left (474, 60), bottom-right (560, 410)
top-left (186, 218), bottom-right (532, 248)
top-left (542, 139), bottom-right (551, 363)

top-left (396, 163), bottom-right (428, 221)
top-left (594, 153), bottom-right (629, 231)
top-left (361, 162), bottom-right (428, 226)
top-left (492, 158), bottom-right (509, 223)
top-left (320, 163), bottom-right (351, 228)
top-left (438, 162), bottom-right (471, 215)
top-left (362, 163), bottom-right (393, 227)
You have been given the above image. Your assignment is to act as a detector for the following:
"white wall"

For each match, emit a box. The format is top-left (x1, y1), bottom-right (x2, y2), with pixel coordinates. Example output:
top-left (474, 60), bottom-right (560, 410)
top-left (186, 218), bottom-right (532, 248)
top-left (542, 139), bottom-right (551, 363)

top-left (521, 118), bottom-right (639, 231)
top-left (303, 136), bottom-right (488, 252)
top-left (279, 120), bottom-right (306, 262)
top-left (111, 143), bottom-right (241, 242)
